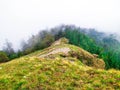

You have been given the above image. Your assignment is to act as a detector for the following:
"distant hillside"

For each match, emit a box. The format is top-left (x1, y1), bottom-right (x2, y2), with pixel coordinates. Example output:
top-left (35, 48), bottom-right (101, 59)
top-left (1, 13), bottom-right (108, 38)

top-left (0, 38), bottom-right (120, 90)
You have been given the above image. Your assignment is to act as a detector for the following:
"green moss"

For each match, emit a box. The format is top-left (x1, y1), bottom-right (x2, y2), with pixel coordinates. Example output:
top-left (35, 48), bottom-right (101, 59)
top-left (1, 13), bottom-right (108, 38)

top-left (0, 42), bottom-right (120, 89)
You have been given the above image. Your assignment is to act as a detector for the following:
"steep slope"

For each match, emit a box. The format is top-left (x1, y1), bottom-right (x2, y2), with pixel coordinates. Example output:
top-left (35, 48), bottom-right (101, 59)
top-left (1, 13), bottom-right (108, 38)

top-left (38, 38), bottom-right (105, 69)
top-left (0, 38), bottom-right (120, 90)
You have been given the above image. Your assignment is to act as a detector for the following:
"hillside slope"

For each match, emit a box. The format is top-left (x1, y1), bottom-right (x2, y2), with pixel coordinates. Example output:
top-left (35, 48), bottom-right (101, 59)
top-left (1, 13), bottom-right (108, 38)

top-left (0, 38), bottom-right (120, 90)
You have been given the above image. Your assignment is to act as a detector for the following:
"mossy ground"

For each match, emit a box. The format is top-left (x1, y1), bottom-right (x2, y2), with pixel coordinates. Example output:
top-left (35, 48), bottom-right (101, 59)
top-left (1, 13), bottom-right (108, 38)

top-left (0, 43), bottom-right (120, 90)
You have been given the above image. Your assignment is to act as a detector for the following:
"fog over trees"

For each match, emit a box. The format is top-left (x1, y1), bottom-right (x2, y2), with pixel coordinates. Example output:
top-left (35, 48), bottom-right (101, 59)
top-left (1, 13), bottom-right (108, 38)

top-left (0, 0), bottom-right (120, 50)
top-left (1, 25), bottom-right (120, 70)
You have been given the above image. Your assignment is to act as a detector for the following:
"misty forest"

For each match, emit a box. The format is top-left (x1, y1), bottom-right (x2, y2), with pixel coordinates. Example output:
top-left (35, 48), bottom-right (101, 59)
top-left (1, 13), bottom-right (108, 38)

top-left (1, 25), bottom-right (120, 70)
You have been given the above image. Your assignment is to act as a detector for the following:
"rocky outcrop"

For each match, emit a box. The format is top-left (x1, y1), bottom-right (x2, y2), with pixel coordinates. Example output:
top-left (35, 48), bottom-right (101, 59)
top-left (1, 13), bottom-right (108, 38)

top-left (39, 38), bottom-right (105, 69)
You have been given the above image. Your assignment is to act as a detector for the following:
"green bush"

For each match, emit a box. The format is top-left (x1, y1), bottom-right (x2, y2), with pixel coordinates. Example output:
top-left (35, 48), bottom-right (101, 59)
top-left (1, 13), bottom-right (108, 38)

top-left (0, 51), bottom-right (9, 62)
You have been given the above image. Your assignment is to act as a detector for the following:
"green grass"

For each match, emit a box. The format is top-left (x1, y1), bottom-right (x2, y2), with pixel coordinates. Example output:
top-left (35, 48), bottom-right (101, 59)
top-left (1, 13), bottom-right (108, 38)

top-left (0, 43), bottom-right (120, 90)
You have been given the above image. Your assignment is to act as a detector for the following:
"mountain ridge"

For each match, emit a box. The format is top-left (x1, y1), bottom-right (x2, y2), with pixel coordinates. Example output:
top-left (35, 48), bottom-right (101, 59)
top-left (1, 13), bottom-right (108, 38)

top-left (38, 38), bottom-right (105, 69)
top-left (0, 38), bottom-right (120, 89)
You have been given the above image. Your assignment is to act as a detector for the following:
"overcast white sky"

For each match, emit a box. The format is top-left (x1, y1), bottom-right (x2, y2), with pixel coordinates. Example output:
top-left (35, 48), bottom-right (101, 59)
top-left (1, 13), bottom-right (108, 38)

top-left (0, 0), bottom-right (120, 50)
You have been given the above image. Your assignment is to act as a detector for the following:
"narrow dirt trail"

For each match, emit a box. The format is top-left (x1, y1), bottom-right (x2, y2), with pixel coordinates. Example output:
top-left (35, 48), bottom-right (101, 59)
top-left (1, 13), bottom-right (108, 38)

top-left (39, 47), bottom-right (71, 58)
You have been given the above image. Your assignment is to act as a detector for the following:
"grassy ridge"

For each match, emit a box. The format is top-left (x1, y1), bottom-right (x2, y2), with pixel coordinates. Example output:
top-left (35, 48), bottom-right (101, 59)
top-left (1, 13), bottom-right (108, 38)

top-left (0, 56), bottom-right (120, 90)
top-left (0, 42), bottom-right (120, 89)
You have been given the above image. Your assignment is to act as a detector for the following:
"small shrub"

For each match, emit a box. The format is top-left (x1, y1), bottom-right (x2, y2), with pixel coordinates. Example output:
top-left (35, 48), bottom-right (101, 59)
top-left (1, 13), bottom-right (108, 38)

top-left (0, 51), bottom-right (9, 62)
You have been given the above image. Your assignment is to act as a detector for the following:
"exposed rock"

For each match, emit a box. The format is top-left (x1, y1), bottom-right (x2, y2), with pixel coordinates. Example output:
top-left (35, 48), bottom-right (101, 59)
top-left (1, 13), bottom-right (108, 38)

top-left (93, 54), bottom-right (99, 58)
top-left (40, 47), bottom-right (71, 58)
top-left (69, 50), bottom-right (105, 69)
top-left (39, 38), bottom-right (105, 69)
top-left (51, 37), bottom-right (69, 46)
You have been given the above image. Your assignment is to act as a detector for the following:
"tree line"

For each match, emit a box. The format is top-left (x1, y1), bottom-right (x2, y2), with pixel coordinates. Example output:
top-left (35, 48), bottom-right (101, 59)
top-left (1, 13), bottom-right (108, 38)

top-left (1, 25), bottom-right (120, 69)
